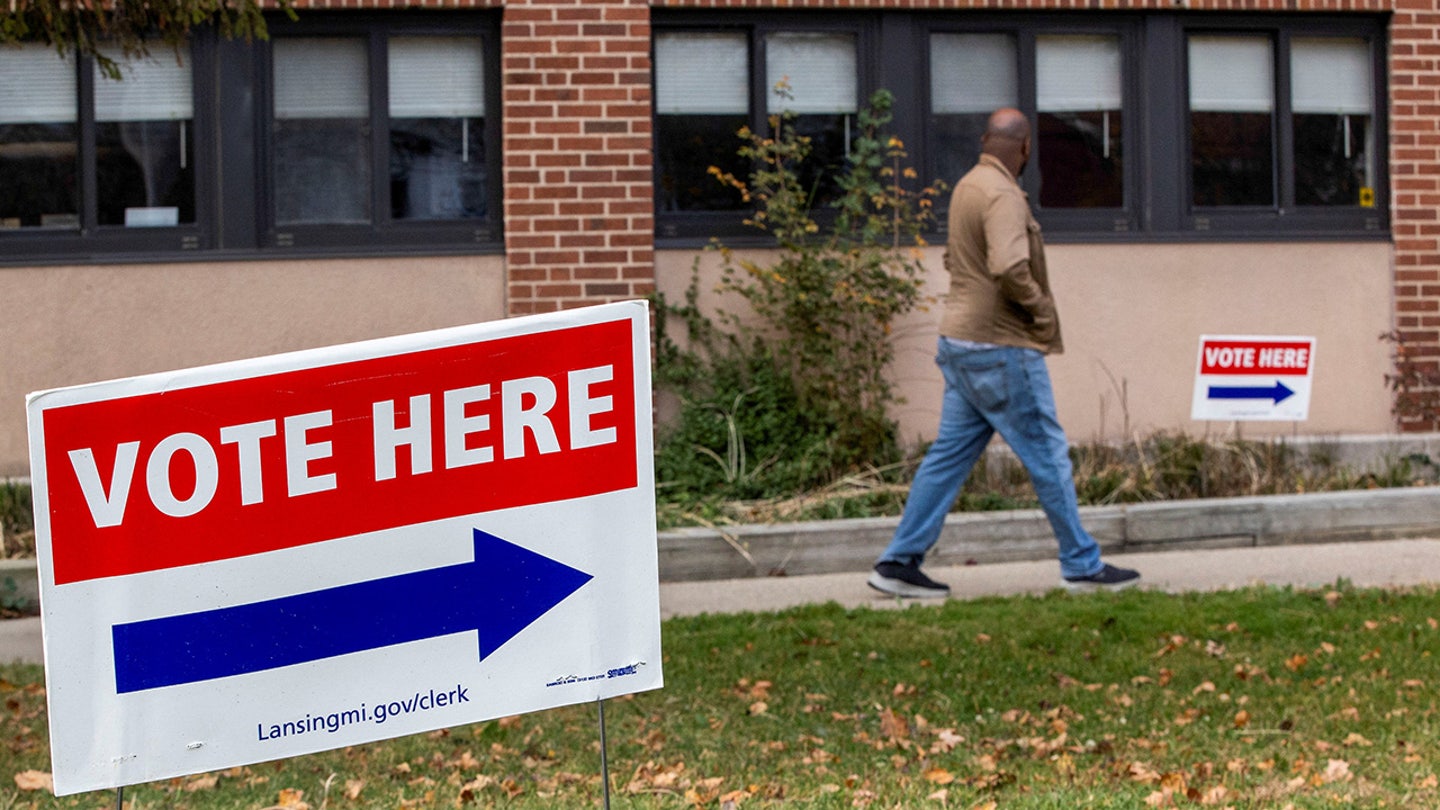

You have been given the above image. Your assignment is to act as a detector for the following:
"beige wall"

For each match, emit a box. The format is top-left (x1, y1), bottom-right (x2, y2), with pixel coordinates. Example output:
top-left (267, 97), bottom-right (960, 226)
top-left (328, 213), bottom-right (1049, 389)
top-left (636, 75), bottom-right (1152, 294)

top-left (1, 255), bottom-right (507, 477)
top-left (658, 241), bottom-right (1396, 448)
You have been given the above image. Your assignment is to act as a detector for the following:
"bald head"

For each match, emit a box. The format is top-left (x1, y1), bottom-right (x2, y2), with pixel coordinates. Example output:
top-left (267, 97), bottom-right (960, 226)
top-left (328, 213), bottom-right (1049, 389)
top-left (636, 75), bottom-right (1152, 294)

top-left (980, 107), bottom-right (1032, 178)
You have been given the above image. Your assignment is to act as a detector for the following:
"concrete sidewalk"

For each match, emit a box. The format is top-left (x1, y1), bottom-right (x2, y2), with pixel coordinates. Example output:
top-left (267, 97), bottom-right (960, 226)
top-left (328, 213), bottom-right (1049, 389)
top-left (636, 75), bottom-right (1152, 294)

top-left (6, 537), bottom-right (1440, 667)
top-left (658, 537), bottom-right (1440, 618)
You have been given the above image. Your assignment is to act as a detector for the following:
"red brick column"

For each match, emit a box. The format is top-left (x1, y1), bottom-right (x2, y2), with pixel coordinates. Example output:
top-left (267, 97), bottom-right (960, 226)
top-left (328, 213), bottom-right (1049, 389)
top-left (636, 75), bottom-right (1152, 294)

top-left (1389, 0), bottom-right (1440, 431)
top-left (500, 0), bottom-right (655, 315)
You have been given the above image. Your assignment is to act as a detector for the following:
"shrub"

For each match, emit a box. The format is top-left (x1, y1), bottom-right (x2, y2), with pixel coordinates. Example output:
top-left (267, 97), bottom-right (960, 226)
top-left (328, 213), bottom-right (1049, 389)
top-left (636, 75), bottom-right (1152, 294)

top-left (653, 87), bottom-right (943, 504)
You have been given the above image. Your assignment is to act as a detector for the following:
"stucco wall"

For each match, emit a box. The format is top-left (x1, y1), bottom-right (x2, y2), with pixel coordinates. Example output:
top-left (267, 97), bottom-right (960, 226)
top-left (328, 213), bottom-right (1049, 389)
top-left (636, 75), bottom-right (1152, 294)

top-left (657, 241), bottom-right (1396, 448)
top-left (1, 255), bottom-right (508, 477)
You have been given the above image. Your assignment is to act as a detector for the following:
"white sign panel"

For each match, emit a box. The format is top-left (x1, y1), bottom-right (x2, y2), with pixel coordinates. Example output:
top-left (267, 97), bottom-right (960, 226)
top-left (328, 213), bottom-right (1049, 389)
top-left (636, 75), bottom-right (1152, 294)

top-left (27, 301), bottom-right (661, 795)
top-left (1191, 334), bottom-right (1316, 421)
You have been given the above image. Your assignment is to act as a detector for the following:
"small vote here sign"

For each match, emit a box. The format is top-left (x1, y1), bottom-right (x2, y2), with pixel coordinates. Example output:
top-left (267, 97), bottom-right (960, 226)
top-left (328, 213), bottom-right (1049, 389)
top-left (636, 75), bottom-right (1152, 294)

top-left (27, 301), bottom-right (661, 795)
top-left (1191, 334), bottom-right (1316, 421)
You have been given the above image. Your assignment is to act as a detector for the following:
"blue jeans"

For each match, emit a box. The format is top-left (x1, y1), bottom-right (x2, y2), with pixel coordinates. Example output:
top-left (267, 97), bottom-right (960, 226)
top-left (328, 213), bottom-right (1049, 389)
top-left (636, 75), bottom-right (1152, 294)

top-left (878, 339), bottom-right (1103, 579)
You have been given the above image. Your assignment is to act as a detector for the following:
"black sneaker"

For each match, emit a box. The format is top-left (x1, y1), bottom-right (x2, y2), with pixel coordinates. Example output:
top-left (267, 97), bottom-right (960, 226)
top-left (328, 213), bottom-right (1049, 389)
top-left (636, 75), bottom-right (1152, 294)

top-left (868, 560), bottom-right (950, 599)
top-left (1062, 562), bottom-right (1141, 593)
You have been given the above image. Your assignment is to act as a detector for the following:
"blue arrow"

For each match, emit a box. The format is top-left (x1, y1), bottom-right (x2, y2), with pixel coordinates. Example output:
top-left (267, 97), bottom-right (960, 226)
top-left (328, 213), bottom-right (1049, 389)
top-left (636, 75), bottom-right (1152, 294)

top-left (1207, 381), bottom-right (1296, 405)
top-left (111, 529), bottom-right (592, 694)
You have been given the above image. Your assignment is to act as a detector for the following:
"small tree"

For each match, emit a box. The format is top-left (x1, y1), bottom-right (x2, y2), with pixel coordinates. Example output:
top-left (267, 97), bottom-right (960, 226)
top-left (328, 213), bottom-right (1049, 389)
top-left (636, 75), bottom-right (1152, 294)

top-left (708, 87), bottom-right (944, 469)
top-left (653, 87), bottom-right (944, 501)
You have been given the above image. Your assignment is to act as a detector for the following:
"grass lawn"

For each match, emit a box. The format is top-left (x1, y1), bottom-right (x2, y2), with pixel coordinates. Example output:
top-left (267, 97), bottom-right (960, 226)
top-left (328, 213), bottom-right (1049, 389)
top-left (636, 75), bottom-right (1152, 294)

top-left (6, 583), bottom-right (1440, 809)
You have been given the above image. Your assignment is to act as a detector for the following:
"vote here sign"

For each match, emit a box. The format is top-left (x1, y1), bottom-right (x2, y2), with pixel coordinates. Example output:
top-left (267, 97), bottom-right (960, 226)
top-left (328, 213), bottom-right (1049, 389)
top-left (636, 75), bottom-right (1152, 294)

top-left (1191, 334), bottom-right (1316, 421)
top-left (26, 301), bottom-right (661, 795)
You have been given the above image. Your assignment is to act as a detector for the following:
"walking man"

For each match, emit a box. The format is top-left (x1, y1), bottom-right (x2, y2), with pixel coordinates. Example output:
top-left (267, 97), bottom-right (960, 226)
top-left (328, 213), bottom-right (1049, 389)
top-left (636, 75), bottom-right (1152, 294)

top-left (868, 108), bottom-right (1140, 598)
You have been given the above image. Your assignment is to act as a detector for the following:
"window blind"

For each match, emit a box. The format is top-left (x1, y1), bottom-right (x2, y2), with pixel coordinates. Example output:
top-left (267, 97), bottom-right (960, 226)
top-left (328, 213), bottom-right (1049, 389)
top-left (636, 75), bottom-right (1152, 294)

top-left (930, 34), bottom-right (1018, 114)
top-left (1189, 35), bottom-right (1274, 113)
top-left (274, 38), bottom-right (369, 119)
top-left (388, 37), bottom-right (484, 119)
top-left (0, 46), bottom-right (76, 124)
top-left (95, 50), bottom-right (193, 122)
top-left (655, 32), bottom-right (749, 115)
top-left (765, 32), bottom-right (857, 114)
top-left (1037, 35), bottom-right (1122, 111)
top-left (1291, 38), bottom-right (1371, 115)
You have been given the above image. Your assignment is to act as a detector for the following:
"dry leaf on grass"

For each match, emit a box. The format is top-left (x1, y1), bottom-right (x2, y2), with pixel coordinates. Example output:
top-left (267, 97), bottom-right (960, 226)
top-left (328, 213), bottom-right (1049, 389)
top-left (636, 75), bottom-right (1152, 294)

top-left (13, 770), bottom-right (52, 791)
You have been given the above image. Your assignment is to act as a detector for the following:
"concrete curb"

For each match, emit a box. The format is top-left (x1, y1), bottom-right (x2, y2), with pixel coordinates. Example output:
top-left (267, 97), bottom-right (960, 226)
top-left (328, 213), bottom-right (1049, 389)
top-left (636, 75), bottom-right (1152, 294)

top-left (657, 486), bottom-right (1440, 581)
top-left (5, 487), bottom-right (1439, 593)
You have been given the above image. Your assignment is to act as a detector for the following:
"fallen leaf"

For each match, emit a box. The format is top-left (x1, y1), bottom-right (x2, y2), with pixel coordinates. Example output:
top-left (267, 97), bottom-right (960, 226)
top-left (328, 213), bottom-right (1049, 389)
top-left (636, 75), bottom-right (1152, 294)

top-left (184, 773), bottom-right (219, 791)
top-left (13, 770), bottom-right (52, 791)
top-left (879, 708), bottom-right (909, 740)
top-left (277, 787), bottom-right (309, 809)
top-left (1323, 759), bottom-right (1353, 783)
top-left (923, 767), bottom-right (954, 784)
top-left (749, 701), bottom-right (768, 716)
top-left (1234, 710), bottom-right (1251, 729)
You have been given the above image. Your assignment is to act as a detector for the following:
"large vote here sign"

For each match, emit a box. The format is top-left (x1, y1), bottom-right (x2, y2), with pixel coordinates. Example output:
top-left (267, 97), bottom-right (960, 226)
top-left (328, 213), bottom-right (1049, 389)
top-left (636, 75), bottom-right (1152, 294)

top-left (26, 301), bottom-right (661, 796)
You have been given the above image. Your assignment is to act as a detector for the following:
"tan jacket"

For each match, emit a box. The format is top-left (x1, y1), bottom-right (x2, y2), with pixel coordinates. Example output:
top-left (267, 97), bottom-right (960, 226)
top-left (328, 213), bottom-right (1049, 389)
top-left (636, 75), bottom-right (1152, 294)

top-left (938, 154), bottom-right (1063, 354)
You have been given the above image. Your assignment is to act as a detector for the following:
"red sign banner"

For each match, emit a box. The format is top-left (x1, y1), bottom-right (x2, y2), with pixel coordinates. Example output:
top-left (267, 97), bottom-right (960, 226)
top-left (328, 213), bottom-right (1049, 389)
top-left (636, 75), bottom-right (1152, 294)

top-left (40, 319), bottom-right (637, 585)
top-left (1198, 339), bottom-right (1313, 376)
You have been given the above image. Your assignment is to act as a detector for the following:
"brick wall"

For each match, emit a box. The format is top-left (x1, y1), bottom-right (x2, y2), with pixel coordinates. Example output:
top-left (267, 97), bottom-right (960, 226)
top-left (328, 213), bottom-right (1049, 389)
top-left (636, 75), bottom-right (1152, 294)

top-left (1389, 0), bottom-right (1440, 430)
top-left (500, 0), bottom-right (655, 315)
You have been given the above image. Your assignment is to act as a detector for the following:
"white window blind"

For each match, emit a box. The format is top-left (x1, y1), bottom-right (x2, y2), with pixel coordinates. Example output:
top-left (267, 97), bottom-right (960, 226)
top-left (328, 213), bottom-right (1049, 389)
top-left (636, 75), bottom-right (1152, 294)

top-left (1037, 35), bottom-right (1122, 111)
top-left (274, 38), bottom-right (369, 119)
top-left (655, 32), bottom-right (749, 115)
top-left (388, 37), bottom-right (484, 119)
top-left (1291, 38), bottom-right (1372, 115)
top-left (930, 34), bottom-right (1018, 114)
top-left (1189, 36), bottom-right (1274, 113)
top-left (95, 50), bottom-right (193, 122)
top-left (765, 32), bottom-right (857, 114)
top-left (0, 45), bottom-right (76, 124)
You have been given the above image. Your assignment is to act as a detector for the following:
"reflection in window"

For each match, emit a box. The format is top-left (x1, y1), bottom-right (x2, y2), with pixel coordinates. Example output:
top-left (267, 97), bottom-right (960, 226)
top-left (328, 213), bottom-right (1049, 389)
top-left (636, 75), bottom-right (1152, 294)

top-left (1189, 35), bottom-right (1275, 207)
top-left (388, 36), bottom-right (487, 221)
top-left (0, 47), bottom-right (79, 230)
top-left (929, 33), bottom-right (1017, 185)
top-left (1037, 35), bottom-right (1123, 208)
top-left (273, 38), bottom-right (371, 225)
top-left (765, 32), bottom-right (857, 207)
top-left (654, 32), bottom-right (750, 212)
top-left (95, 49), bottom-right (195, 227)
top-left (1292, 38), bottom-right (1373, 207)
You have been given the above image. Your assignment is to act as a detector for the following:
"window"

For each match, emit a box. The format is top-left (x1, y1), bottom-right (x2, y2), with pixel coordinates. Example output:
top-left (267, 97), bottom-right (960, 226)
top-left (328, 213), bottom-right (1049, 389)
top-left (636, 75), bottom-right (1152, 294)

top-left (924, 20), bottom-right (1135, 231)
top-left (1036, 35), bottom-right (1123, 209)
top-left (1291, 38), bottom-right (1375, 207)
top-left (266, 21), bottom-right (498, 248)
top-left (928, 33), bottom-right (1016, 192)
top-left (1186, 28), bottom-right (1381, 225)
top-left (0, 43), bottom-right (203, 249)
top-left (0, 13), bottom-right (501, 263)
top-left (1188, 35), bottom-right (1275, 207)
top-left (653, 18), bottom-right (868, 237)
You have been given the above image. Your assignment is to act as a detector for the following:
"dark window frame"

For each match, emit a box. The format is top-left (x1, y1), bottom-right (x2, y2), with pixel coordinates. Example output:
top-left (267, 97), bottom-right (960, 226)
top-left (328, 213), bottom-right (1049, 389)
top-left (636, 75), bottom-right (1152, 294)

top-left (259, 13), bottom-right (504, 252)
top-left (652, 12), bottom-right (880, 241)
top-left (0, 12), bottom-right (503, 266)
top-left (655, 10), bottom-right (1390, 246)
top-left (918, 15), bottom-right (1144, 236)
top-left (1179, 16), bottom-right (1389, 237)
top-left (0, 37), bottom-right (218, 260)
